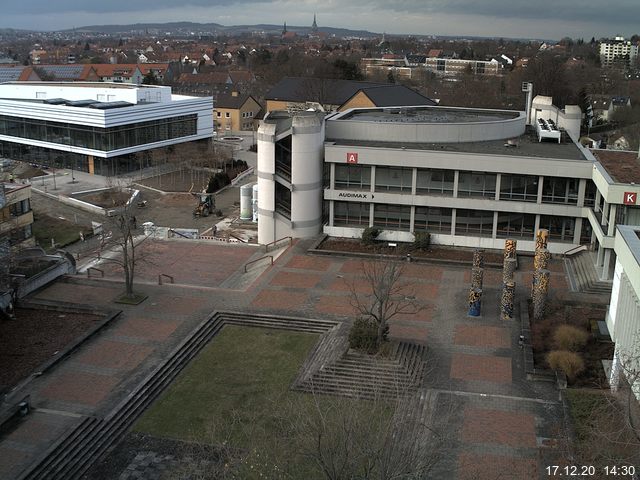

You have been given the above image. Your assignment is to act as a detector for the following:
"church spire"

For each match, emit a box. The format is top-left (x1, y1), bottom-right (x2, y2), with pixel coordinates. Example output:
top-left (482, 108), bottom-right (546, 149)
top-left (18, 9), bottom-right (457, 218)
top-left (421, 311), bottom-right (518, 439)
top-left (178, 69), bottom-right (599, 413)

top-left (282, 21), bottom-right (287, 35)
top-left (312, 14), bottom-right (318, 33)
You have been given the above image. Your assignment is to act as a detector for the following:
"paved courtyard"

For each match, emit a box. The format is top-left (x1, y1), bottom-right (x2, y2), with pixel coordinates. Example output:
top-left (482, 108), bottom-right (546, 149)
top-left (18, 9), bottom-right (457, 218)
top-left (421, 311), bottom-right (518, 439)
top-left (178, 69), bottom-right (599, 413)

top-left (0, 237), bottom-right (569, 479)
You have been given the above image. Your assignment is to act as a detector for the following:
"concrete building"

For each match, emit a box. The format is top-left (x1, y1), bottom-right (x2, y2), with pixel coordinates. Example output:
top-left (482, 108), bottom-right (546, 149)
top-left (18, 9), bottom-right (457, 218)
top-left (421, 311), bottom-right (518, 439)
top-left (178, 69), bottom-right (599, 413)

top-left (0, 82), bottom-right (214, 175)
top-left (257, 98), bottom-right (640, 281)
top-left (424, 57), bottom-right (501, 76)
top-left (607, 225), bottom-right (640, 401)
top-left (599, 36), bottom-right (639, 68)
top-left (0, 182), bottom-right (34, 251)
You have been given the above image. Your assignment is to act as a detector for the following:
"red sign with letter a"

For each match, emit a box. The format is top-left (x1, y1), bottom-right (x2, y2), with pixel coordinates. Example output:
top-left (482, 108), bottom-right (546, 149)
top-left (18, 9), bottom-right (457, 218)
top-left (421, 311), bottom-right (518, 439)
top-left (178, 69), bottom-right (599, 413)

top-left (346, 152), bottom-right (358, 164)
top-left (623, 192), bottom-right (637, 205)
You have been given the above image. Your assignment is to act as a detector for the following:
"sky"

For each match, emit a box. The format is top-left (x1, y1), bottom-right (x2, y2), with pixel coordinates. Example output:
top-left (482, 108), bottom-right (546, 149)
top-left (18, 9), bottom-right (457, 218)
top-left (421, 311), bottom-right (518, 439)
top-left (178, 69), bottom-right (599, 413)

top-left (1, 0), bottom-right (638, 40)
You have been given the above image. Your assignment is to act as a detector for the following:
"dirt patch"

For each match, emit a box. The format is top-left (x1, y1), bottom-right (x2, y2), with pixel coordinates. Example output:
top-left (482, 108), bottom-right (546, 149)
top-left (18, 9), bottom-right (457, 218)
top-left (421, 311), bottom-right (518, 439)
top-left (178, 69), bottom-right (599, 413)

top-left (9, 162), bottom-right (47, 180)
top-left (318, 237), bottom-right (505, 264)
top-left (0, 308), bottom-right (104, 393)
top-left (530, 301), bottom-right (613, 387)
top-left (74, 189), bottom-right (131, 208)
top-left (159, 193), bottom-right (194, 207)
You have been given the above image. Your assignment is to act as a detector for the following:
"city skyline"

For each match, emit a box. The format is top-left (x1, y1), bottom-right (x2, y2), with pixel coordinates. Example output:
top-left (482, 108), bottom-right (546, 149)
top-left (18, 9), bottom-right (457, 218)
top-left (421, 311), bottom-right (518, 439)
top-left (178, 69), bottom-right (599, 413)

top-left (1, 0), bottom-right (637, 40)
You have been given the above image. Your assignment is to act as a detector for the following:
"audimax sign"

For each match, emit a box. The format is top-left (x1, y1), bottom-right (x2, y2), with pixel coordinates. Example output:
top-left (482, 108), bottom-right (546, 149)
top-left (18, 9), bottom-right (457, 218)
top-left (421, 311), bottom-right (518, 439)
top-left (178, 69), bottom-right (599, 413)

top-left (337, 191), bottom-right (371, 199)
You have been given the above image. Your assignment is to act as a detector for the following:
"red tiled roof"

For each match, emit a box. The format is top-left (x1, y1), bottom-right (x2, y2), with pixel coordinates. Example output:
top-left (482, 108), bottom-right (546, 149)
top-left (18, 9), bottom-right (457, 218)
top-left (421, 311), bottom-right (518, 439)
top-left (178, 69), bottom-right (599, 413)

top-left (592, 149), bottom-right (640, 184)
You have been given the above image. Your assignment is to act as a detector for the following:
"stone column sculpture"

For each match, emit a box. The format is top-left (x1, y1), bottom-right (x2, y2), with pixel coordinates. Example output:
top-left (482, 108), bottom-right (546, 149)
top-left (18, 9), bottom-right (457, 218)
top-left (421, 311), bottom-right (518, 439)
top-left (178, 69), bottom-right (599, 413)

top-left (473, 249), bottom-right (485, 269)
top-left (471, 267), bottom-right (484, 290)
top-left (532, 269), bottom-right (550, 321)
top-left (468, 288), bottom-right (482, 317)
top-left (501, 281), bottom-right (515, 320)
top-left (535, 229), bottom-right (549, 251)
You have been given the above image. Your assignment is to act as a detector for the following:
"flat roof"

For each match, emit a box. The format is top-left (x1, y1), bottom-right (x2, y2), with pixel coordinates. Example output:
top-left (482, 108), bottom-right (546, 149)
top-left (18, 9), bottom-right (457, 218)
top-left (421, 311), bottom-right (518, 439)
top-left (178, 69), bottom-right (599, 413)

top-left (328, 129), bottom-right (587, 161)
top-left (337, 106), bottom-right (519, 124)
top-left (591, 149), bottom-right (640, 184)
top-left (1, 81), bottom-right (149, 90)
top-left (618, 225), bottom-right (640, 266)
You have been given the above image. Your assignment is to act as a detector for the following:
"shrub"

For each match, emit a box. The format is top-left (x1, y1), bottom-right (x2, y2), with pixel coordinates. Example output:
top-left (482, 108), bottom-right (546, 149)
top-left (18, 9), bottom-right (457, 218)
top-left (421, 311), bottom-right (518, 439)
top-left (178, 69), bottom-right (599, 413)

top-left (546, 350), bottom-right (585, 382)
top-left (413, 231), bottom-right (431, 250)
top-left (348, 317), bottom-right (379, 353)
top-left (553, 324), bottom-right (589, 351)
top-left (361, 227), bottom-right (380, 246)
top-left (207, 172), bottom-right (231, 193)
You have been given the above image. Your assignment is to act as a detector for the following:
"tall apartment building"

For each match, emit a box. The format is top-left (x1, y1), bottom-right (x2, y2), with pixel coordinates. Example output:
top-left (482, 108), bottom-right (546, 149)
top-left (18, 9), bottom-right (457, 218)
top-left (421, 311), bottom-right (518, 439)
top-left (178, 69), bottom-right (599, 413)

top-left (599, 36), bottom-right (639, 68)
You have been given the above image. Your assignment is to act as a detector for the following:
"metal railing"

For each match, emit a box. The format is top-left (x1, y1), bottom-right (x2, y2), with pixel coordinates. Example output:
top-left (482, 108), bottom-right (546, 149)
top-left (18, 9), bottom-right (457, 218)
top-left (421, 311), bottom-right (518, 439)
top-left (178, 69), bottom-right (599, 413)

top-left (158, 274), bottom-right (174, 285)
top-left (244, 255), bottom-right (273, 273)
top-left (562, 244), bottom-right (587, 258)
top-left (264, 236), bottom-right (292, 253)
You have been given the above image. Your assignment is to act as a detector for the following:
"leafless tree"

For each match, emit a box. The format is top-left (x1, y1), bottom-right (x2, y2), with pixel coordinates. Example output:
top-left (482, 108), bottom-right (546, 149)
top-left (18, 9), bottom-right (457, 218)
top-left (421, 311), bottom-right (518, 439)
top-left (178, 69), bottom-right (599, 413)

top-left (349, 259), bottom-right (422, 347)
top-left (95, 179), bottom-right (151, 300)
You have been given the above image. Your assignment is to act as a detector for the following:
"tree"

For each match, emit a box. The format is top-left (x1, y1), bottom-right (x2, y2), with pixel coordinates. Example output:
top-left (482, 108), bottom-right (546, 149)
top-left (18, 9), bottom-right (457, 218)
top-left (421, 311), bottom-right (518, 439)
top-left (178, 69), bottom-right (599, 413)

top-left (349, 259), bottom-right (421, 348)
top-left (95, 181), bottom-right (149, 301)
top-left (142, 71), bottom-right (159, 85)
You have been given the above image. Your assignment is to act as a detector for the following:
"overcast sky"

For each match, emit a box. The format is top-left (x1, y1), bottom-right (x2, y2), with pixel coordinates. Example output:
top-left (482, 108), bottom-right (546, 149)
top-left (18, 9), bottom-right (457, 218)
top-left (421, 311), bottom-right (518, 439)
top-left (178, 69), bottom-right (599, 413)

top-left (1, 0), bottom-right (637, 40)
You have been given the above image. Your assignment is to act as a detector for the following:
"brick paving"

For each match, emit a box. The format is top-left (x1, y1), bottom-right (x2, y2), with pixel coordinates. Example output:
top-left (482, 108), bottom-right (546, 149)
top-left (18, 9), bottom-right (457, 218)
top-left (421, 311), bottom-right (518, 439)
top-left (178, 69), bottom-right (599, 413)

top-left (39, 372), bottom-right (120, 406)
top-left (457, 452), bottom-right (538, 480)
top-left (462, 407), bottom-right (537, 448)
top-left (1, 237), bottom-right (570, 480)
top-left (454, 325), bottom-right (510, 348)
top-left (450, 353), bottom-right (512, 383)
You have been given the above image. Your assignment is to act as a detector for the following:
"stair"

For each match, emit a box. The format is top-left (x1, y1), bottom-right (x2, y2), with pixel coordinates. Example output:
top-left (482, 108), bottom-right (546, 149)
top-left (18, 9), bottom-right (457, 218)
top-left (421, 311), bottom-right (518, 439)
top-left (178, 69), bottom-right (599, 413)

top-left (564, 251), bottom-right (612, 295)
top-left (293, 341), bottom-right (428, 400)
top-left (17, 311), bottom-right (338, 480)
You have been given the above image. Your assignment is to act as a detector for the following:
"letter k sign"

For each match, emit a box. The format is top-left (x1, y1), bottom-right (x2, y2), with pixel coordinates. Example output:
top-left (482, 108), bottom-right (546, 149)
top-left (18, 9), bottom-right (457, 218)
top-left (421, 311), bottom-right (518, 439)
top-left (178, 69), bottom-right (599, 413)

top-left (623, 192), bottom-right (637, 205)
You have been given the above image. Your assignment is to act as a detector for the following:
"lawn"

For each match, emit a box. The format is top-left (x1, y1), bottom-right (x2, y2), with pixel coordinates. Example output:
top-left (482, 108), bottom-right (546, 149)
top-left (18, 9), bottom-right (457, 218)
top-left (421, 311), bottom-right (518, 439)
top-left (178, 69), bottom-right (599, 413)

top-left (134, 326), bottom-right (321, 476)
top-left (32, 213), bottom-right (92, 251)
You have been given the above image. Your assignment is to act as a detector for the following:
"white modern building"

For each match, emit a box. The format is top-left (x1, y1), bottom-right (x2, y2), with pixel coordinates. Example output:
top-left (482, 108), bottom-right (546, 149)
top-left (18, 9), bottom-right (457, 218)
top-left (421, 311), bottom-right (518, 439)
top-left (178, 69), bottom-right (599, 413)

top-left (599, 36), bottom-right (639, 68)
top-left (257, 97), bottom-right (640, 280)
top-left (607, 225), bottom-right (640, 401)
top-left (0, 82), bottom-right (214, 175)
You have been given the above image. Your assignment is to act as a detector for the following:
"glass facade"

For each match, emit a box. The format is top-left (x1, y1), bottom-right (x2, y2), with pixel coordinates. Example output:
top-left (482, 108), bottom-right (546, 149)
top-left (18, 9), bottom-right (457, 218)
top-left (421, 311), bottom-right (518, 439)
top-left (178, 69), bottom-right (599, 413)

top-left (496, 212), bottom-right (536, 239)
top-left (539, 215), bottom-right (575, 242)
top-left (542, 177), bottom-right (579, 205)
top-left (500, 174), bottom-right (538, 202)
top-left (375, 167), bottom-right (413, 193)
top-left (334, 164), bottom-right (371, 190)
top-left (416, 168), bottom-right (454, 196)
top-left (455, 209), bottom-right (494, 236)
top-left (0, 114), bottom-right (197, 152)
top-left (373, 204), bottom-right (411, 231)
top-left (414, 206), bottom-right (452, 233)
top-left (334, 201), bottom-right (369, 227)
top-left (457, 171), bottom-right (497, 198)
top-left (275, 182), bottom-right (291, 219)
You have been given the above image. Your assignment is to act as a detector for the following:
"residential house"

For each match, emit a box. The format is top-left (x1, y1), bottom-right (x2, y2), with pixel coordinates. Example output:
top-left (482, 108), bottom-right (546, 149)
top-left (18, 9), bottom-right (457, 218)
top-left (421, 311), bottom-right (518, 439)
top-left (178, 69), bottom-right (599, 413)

top-left (0, 182), bottom-right (34, 251)
top-left (214, 92), bottom-right (262, 132)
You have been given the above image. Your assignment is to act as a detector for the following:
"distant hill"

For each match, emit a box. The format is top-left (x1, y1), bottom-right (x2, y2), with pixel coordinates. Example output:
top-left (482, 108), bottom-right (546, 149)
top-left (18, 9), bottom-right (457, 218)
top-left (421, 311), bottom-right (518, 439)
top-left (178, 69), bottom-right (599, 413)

top-left (65, 21), bottom-right (379, 38)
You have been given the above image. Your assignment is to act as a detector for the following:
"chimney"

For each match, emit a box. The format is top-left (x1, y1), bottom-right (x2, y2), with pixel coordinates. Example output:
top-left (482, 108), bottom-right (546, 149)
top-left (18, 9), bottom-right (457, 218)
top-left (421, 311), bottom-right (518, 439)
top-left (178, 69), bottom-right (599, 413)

top-left (231, 91), bottom-right (239, 97)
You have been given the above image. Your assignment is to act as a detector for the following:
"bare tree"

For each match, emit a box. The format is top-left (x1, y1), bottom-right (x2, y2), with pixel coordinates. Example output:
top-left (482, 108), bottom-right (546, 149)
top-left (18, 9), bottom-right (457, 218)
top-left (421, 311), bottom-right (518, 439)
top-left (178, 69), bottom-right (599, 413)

top-left (95, 180), bottom-right (150, 300)
top-left (350, 259), bottom-right (421, 347)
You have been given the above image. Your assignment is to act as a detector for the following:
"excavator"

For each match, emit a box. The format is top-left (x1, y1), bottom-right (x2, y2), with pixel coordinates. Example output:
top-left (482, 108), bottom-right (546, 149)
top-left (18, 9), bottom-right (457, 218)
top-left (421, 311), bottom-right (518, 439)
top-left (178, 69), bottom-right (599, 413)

top-left (192, 190), bottom-right (216, 217)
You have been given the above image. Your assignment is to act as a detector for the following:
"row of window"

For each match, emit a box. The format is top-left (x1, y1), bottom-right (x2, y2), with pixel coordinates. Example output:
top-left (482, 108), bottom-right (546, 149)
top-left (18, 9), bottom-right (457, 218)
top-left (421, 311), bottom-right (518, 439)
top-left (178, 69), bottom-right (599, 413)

top-left (333, 201), bottom-right (580, 242)
top-left (215, 111), bottom-right (255, 119)
top-left (0, 115), bottom-right (197, 152)
top-left (334, 165), bottom-right (589, 205)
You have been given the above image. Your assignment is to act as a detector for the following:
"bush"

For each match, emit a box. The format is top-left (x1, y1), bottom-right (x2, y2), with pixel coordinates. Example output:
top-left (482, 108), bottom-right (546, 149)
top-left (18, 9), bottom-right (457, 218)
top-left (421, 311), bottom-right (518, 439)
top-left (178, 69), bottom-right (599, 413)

top-left (413, 231), bottom-right (431, 250)
top-left (553, 324), bottom-right (589, 351)
top-left (546, 350), bottom-right (585, 381)
top-left (361, 227), bottom-right (380, 246)
top-left (348, 317), bottom-right (379, 353)
top-left (207, 172), bottom-right (231, 193)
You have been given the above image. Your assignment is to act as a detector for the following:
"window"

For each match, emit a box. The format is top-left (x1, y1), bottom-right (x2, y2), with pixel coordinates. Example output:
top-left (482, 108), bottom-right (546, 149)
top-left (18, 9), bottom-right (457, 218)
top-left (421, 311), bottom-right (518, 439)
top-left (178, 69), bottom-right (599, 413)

top-left (225, 112), bottom-right (230, 118)
top-left (373, 204), bottom-right (411, 231)
top-left (334, 201), bottom-right (369, 226)
top-left (216, 112), bottom-right (221, 117)
top-left (457, 171), bottom-right (497, 198)
top-left (416, 168), bottom-right (454, 195)
top-left (542, 177), bottom-right (578, 205)
top-left (584, 181), bottom-right (597, 207)
top-left (500, 174), bottom-right (538, 202)
top-left (455, 209), bottom-right (494, 237)
top-left (375, 167), bottom-right (413, 193)
top-left (275, 182), bottom-right (291, 219)
top-left (539, 215), bottom-right (575, 242)
top-left (414, 206), bottom-right (452, 233)
top-left (334, 164), bottom-right (371, 190)
top-left (496, 212), bottom-right (536, 239)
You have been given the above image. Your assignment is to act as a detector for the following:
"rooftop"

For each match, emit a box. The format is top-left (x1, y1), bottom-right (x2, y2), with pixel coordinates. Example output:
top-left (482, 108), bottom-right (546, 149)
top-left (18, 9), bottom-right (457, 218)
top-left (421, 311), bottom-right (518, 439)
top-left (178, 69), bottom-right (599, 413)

top-left (328, 129), bottom-right (588, 161)
top-left (592, 149), bottom-right (640, 184)
top-left (337, 106), bottom-right (519, 124)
